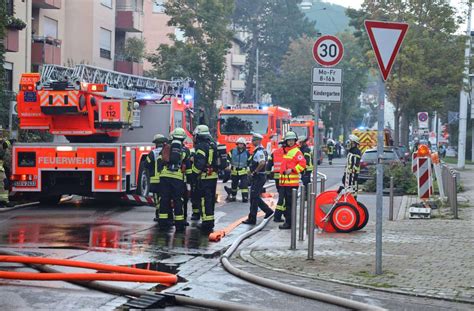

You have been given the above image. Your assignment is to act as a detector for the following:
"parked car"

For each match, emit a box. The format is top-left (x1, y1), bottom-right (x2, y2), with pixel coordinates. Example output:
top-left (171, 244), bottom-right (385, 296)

top-left (359, 148), bottom-right (402, 183)
top-left (446, 146), bottom-right (457, 158)
top-left (395, 145), bottom-right (410, 163)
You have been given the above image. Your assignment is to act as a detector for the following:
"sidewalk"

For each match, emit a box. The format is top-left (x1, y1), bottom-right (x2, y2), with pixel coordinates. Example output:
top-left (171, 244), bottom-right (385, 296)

top-left (240, 165), bottom-right (474, 304)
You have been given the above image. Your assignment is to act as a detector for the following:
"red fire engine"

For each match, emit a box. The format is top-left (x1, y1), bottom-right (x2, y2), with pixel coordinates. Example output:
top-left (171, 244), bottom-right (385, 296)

top-left (12, 64), bottom-right (195, 204)
top-left (217, 104), bottom-right (291, 152)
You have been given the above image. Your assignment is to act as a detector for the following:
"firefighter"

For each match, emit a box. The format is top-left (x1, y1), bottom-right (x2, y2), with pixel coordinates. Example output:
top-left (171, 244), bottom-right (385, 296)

top-left (189, 148), bottom-right (202, 221)
top-left (157, 128), bottom-right (190, 231)
top-left (146, 134), bottom-right (168, 221)
top-left (224, 137), bottom-right (250, 202)
top-left (327, 139), bottom-right (335, 165)
top-left (278, 131), bottom-right (306, 230)
top-left (191, 125), bottom-right (218, 232)
top-left (0, 139), bottom-right (13, 208)
top-left (341, 134), bottom-right (362, 199)
top-left (266, 140), bottom-right (285, 222)
top-left (298, 136), bottom-right (313, 188)
top-left (242, 133), bottom-right (274, 225)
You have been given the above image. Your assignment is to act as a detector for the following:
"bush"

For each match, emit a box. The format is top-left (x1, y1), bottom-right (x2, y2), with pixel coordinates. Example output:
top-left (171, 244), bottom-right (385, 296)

top-left (6, 16), bottom-right (26, 30)
top-left (364, 164), bottom-right (417, 195)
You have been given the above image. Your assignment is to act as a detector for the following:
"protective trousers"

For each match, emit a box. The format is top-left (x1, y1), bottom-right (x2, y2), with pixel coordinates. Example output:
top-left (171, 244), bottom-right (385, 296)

top-left (197, 178), bottom-right (217, 229)
top-left (249, 174), bottom-right (272, 221)
top-left (301, 172), bottom-right (311, 188)
top-left (275, 179), bottom-right (286, 219)
top-left (0, 166), bottom-right (8, 204)
top-left (190, 182), bottom-right (201, 216)
top-left (230, 174), bottom-right (249, 201)
top-left (282, 186), bottom-right (298, 227)
top-left (159, 177), bottom-right (185, 228)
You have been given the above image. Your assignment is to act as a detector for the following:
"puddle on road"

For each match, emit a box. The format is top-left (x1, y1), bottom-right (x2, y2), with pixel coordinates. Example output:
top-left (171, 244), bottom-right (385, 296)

top-left (0, 220), bottom-right (211, 253)
top-left (124, 261), bottom-right (188, 291)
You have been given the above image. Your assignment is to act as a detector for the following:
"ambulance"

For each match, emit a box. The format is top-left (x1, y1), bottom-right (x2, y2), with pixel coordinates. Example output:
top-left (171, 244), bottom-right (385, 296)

top-left (12, 64), bottom-right (195, 204)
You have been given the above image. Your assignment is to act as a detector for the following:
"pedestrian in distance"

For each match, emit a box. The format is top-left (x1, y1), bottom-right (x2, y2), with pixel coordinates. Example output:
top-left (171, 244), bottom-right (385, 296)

top-left (146, 134), bottom-right (168, 221)
top-left (278, 131), bottom-right (306, 230)
top-left (224, 137), bottom-right (250, 202)
top-left (242, 133), bottom-right (274, 225)
top-left (266, 140), bottom-right (285, 222)
top-left (327, 139), bottom-right (335, 165)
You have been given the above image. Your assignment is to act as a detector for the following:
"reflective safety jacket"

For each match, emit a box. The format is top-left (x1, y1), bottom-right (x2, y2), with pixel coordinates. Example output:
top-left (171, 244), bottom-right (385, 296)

top-left (159, 146), bottom-right (191, 181)
top-left (192, 139), bottom-right (218, 180)
top-left (327, 144), bottom-right (335, 155)
top-left (266, 147), bottom-right (284, 180)
top-left (343, 147), bottom-right (362, 187)
top-left (299, 144), bottom-right (313, 173)
top-left (228, 147), bottom-right (250, 176)
top-left (279, 145), bottom-right (306, 187)
top-left (146, 147), bottom-right (163, 185)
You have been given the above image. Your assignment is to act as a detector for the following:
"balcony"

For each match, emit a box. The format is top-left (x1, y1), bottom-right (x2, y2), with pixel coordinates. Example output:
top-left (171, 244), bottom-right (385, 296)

top-left (116, 10), bottom-right (143, 33)
top-left (231, 54), bottom-right (246, 67)
top-left (31, 36), bottom-right (61, 65)
top-left (231, 80), bottom-right (245, 92)
top-left (115, 59), bottom-right (143, 76)
top-left (32, 0), bottom-right (61, 9)
top-left (4, 29), bottom-right (19, 52)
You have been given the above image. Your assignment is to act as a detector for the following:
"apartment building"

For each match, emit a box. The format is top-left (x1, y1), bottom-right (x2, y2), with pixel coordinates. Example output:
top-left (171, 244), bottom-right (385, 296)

top-left (3, 0), bottom-right (246, 107)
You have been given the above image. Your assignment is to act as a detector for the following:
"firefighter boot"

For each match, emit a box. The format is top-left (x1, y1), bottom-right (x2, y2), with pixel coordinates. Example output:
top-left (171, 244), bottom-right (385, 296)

top-left (273, 210), bottom-right (284, 222)
top-left (241, 192), bottom-right (248, 203)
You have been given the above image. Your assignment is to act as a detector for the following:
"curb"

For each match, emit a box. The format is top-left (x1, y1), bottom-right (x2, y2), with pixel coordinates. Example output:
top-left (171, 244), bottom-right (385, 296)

top-left (239, 247), bottom-right (474, 305)
top-left (0, 201), bottom-right (39, 213)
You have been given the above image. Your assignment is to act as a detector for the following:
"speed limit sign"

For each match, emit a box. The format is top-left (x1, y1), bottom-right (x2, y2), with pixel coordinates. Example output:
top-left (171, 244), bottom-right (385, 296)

top-left (312, 35), bottom-right (344, 67)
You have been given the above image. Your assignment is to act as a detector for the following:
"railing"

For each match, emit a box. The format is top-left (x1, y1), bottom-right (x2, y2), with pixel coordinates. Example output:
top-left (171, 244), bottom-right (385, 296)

top-left (441, 163), bottom-right (459, 219)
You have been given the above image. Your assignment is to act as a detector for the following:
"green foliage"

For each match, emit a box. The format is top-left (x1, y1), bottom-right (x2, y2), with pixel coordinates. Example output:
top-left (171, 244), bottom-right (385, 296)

top-left (347, 0), bottom-right (464, 145)
top-left (147, 0), bottom-right (234, 130)
top-left (5, 16), bottom-right (26, 30)
top-left (0, 0), bottom-right (7, 131)
top-left (303, 0), bottom-right (350, 35)
top-left (233, 0), bottom-right (316, 102)
top-left (124, 37), bottom-right (146, 63)
top-left (364, 164), bottom-right (417, 195)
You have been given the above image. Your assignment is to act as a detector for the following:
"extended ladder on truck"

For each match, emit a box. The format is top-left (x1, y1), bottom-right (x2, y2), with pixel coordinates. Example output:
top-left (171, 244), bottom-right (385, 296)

top-left (13, 64), bottom-right (196, 206)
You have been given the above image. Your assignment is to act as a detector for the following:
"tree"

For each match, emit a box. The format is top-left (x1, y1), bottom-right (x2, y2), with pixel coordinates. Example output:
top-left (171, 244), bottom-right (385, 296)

top-left (0, 1), bottom-right (8, 130)
top-left (347, 0), bottom-right (464, 146)
top-left (233, 0), bottom-right (316, 102)
top-left (147, 0), bottom-right (234, 130)
top-left (271, 32), bottom-right (368, 140)
top-left (124, 37), bottom-right (146, 63)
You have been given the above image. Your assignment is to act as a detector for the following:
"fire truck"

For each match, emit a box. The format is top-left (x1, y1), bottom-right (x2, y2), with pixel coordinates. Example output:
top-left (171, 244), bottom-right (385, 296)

top-left (12, 64), bottom-right (195, 204)
top-left (217, 104), bottom-right (291, 152)
top-left (351, 128), bottom-right (393, 154)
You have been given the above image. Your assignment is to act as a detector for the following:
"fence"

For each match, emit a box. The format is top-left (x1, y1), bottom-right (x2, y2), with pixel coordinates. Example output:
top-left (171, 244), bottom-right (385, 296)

top-left (441, 163), bottom-right (459, 219)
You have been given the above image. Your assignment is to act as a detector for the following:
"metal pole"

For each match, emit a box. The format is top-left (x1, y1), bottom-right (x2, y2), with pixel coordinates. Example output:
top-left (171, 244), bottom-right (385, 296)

top-left (307, 192), bottom-right (316, 260)
top-left (453, 174), bottom-right (458, 219)
top-left (306, 182), bottom-right (313, 235)
top-left (457, 1), bottom-right (472, 169)
top-left (389, 176), bottom-right (394, 221)
top-left (313, 102), bottom-right (319, 194)
top-left (256, 47), bottom-right (259, 103)
top-left (320, 175), bottom-right (325, 193)
top-left (8, 100), bottom-right (13, 138)
top-left (375, 77), bottom-right (385, 275)
top-left (298, 185), bottom-right (306, 241)
top-left (290, 188), bottom-right (298, 250)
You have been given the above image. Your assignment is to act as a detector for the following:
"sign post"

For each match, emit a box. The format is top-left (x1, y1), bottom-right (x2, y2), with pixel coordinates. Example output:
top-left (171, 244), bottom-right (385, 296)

top-left (365, 20), bottom-right (408, 275)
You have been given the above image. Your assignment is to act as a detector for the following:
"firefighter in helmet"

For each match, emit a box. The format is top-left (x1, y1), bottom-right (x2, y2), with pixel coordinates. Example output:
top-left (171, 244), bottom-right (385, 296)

top-left (340, 134), bottom-right (362, 199)
top-left (146, 134), bottom-right (168, 221)
top-left (157, 128), bottom-right (190, 231)
top-left (298, 135), bottom-right (313, 188)
top-left (242, 133), bottom-right (274, 225)
top-left (224, 137), bottom-right (250, 202)
top-left (327, 139), bottom-right (335, 165)
top-left (266, 140), bottom-right (285, 222)
top-left (0, 139), bottom-right (13, 208)
top-left (278, 131), bottom-right (306, 229)
top-left (191, 125), bottom-right (218, 232)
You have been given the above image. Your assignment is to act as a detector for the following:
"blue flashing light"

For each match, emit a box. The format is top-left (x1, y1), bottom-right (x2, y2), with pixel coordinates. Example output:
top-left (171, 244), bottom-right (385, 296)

top-left (358, 126), bottom-right (365, 130)
top-left (261, 105), bottom-right (269, 111)
top-left (185, 94), bottom-right (193, 101)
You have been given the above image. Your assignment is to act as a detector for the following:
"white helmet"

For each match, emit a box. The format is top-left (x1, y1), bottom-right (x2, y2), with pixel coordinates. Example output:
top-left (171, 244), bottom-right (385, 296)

top-left (348, 134), bottom-right (360, 144)
top-left (236, 137), bottom-right (247, 145)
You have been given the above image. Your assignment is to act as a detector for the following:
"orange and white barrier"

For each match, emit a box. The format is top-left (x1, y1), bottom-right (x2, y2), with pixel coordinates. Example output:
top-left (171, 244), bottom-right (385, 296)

top-left (416, 145), bottom-right (431, 200)
top-left (412, 151), bottom-right (418, 173)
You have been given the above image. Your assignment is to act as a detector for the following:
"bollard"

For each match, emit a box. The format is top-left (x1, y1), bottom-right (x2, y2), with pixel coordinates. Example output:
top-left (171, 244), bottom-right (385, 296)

top-left (320, 177), bottom-right (325, 193)
top-left (306, 183), bottom-right (313, 235)
top-left (290, 188), bottom-right (298, 250)
top-left (453, 174), bottom-right (458, 219)
top-left (307, 192), bottom-right (316, 260)
top-left (298, 185), bottom-right (306, 241)
top-left (389, 176), bottom-right (394, 221)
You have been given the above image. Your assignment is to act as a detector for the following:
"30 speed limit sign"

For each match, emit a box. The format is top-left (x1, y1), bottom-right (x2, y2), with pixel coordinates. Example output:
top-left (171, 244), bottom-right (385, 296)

top-left (312, 35), bottom-right (344, 67)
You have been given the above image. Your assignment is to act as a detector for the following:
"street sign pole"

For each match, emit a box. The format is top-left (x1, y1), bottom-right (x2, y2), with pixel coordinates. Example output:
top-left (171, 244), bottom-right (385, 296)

top-left (313, 101), bottom-right (319, 194)
top-left (376, 77), bottom-right (385, 275)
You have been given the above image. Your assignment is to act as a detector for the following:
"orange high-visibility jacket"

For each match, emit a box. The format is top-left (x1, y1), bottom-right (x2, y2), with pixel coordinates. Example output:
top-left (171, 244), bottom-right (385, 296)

top-left (279, 145), bottom-right (306, 187)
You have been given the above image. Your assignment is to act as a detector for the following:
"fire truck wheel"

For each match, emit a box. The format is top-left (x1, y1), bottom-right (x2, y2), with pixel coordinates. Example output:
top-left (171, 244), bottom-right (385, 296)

top-left (355, 201), bottom-right (369, 231)
top-left (136, 163), bottom-right (150, 197)
top-left (329, 202), bottom-right (360, 233)
top-left (39, 195), bottom-right (62, 206)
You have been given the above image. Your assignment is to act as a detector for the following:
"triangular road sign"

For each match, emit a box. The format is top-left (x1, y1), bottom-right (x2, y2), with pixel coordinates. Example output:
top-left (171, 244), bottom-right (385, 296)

top-left (364, 20), bottom-right (409, 81)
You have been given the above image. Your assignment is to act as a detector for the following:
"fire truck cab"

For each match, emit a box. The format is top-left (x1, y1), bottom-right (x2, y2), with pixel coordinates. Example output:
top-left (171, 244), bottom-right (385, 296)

top-left (217, 104), bottom-right (291, 153)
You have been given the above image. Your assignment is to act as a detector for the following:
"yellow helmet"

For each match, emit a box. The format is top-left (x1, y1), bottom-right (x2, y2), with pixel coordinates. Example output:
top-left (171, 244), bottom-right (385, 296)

top-left (171, 127), bottom-right (186, 140)
top-left (193, 124), bottom-right (210, 136)
top-left (284, 131), bottom-right (298, 141)
top-left (236, 137), bottom-right (247, 145)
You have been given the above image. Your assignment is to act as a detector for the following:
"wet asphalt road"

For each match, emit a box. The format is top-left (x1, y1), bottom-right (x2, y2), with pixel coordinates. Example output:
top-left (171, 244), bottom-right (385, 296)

top-left (0, 158), bottom-right (402, 310)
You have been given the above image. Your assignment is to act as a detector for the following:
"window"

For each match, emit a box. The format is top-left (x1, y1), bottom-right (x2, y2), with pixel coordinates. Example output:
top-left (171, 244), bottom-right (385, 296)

top-left (3, 62), bottom-right (13, 92)
top-left (174, 111), bottom-right (183, 129)
top-left (100, 28), bottom-right (112, 59)
top-left (43, 17), bottom-right (58, 39)
top-left (219, 114), bottom-right (269, 135)
top-left (185, 109), bottom-right (193, 133)
top-left (101, 0), bottom-right (112, 8)
top-left (152, 0), bottom-right (165, 13)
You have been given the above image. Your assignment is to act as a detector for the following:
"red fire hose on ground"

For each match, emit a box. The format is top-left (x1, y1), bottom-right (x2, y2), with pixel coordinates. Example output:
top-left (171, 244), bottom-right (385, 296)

top-left (0, 256), bottom-right (177, 286)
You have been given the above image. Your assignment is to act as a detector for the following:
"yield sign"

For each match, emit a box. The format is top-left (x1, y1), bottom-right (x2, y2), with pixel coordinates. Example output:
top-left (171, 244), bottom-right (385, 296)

top-left (364, 20), bottom-right (409, 81)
